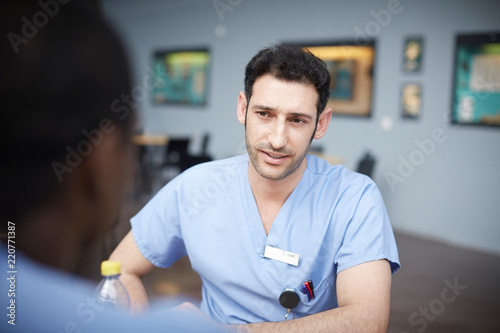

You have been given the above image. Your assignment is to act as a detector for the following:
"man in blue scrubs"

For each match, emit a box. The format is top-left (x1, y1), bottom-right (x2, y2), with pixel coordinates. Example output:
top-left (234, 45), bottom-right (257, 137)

top-left (111, 44), bottom-right (400, 332)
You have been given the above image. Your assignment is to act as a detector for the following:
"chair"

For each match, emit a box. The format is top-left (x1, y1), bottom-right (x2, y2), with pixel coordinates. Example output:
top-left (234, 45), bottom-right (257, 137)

top-left (162, 134), bottom-right (213, 179)
top-left (187, 133), bottom-right (212, 168)
top-left (356, 151), bottom-right (376, 178)
top-left (164, 138), bottom-right (191, 171)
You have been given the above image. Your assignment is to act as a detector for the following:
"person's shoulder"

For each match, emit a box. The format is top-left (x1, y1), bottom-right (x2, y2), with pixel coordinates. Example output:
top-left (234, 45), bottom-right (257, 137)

top-left (306, 154), bottom-right (368, 180)
top-left (0, 254), bottom-right (97, 331)
top-left (14, 253), bottom-right (96, 298)
top-left (306, 154), bottom-right (375, 191)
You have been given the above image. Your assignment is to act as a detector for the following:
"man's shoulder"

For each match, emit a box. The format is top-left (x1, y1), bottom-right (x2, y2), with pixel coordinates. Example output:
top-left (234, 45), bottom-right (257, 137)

top-left (306, 154), bottom-right (365, 180)
top-left (305, 154), bottom-right (376, 195)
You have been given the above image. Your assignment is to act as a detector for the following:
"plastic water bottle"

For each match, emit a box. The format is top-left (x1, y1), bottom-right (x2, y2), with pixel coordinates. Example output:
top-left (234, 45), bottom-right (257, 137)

top-left (95, 260), bottom-right (130, 311)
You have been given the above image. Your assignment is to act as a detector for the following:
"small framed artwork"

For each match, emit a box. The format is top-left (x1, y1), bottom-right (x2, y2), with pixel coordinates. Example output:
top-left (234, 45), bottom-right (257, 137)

top-left (400, 83), bottom-right (422, 118)
top-left (402, 36), bottom-right (424, 73)
top-left (151, 48), bottom-right (210, 106)
top-left (301, 40), bottom-right (376, 117)
top-left (451, 32), bottom-right (500, 127)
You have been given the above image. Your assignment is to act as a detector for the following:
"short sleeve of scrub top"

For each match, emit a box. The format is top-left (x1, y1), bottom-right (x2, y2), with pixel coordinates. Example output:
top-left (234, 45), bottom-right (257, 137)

top-left (130, 174), bottom-right (187, 268)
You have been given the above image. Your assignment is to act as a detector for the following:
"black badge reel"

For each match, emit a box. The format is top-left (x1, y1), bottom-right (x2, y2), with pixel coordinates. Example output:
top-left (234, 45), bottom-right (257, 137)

top-left (279, 289), bottom-right (299, 320)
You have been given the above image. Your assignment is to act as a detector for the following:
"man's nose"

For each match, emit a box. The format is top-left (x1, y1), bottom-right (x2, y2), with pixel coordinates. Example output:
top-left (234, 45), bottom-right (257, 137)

top-left (268, 119), bottom-right (288, 149)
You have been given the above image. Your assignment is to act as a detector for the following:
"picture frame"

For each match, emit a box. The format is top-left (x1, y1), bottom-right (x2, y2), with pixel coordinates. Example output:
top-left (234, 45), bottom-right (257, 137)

top-left (402, 36), bottom-right (424, 73)
top-left (300, 40), bottom-right (376, 117)
top-left (451, 32), bottom-right (500, 127)
top-left (400, 83), bottom-right (422, 118)
top-left (151, 48), bottom-right (210, 106)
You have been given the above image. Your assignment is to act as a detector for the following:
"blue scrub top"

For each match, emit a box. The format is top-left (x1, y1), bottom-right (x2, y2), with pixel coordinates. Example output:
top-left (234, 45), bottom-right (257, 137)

top-left (131, 154), bottom-right (400, 324)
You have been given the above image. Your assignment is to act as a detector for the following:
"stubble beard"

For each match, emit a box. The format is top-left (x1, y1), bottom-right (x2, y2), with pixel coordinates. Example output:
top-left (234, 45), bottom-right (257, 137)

top-left (245, 134), bottom-right (311, 181)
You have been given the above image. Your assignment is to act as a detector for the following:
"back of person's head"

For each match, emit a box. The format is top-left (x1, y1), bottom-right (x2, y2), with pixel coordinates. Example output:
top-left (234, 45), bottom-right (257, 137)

top-left (244, 43), bottom-right (331, 117)
top-left (1, 1), bottom-right (134, 229)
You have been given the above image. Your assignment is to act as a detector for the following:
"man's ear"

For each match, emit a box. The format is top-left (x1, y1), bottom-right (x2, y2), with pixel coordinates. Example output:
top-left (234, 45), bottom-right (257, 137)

top-left (237, 91), bottom-right (247, 125)
top-left (314, 107), bottom-right (332, 140)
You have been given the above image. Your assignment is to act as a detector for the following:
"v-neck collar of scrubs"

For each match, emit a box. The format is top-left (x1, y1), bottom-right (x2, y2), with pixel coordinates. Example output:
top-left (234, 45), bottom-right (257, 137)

top-left (239, 155), bottom-right (311, 258)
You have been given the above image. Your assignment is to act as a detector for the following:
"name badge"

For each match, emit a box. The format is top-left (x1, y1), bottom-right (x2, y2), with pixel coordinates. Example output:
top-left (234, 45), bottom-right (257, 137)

top-left (264, 245), bottom-right (299, 266)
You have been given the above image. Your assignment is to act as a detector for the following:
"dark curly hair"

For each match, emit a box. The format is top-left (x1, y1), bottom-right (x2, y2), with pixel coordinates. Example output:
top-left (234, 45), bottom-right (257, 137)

top-left (244, 44), bottom-right (331, 118)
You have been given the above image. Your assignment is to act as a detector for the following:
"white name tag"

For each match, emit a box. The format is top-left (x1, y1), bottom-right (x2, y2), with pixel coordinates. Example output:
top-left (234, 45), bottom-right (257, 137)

top-left (263, 245), bottom-right (299, 266)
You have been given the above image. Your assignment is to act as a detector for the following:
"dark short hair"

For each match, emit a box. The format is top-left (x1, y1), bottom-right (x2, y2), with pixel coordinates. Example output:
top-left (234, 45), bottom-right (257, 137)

top-left (1, 0), bottom-right (133, 222)
top-left (244, 44), bottom-right (331, 117)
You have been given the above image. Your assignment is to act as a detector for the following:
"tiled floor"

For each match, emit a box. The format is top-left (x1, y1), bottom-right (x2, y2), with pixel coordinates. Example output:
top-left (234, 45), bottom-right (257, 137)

top-left (84, 197), bottom-right (500, 332)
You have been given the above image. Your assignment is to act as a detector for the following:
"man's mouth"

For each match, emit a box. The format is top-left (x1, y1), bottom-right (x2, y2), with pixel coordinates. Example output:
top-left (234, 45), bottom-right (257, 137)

top-left (261, 150), bottom-right (289, 164)
top-left (265, 152), bottom-right (286, 159)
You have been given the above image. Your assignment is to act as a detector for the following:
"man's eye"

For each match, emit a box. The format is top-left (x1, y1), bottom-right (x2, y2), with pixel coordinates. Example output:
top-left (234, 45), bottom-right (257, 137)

top-left (258, 111), bottom-right (268, 117)
top-left (292, 118), bottom-right (305, 124)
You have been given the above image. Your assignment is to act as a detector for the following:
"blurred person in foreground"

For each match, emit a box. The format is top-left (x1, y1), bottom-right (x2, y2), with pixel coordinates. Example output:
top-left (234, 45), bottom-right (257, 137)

top-left (0, 1), bottom-right (225, 332)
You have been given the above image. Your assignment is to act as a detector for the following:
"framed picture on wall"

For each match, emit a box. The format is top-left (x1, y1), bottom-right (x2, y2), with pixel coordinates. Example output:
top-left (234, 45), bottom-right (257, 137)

top-left (402, 36), bottom-right (424, 73)
top-left (451, 32), bottom-right (500, 127)
top-left (298, 40), bottom-right (376, 117)
top-left (400, 83), bottom-right (422, 118)
top-left (151, 48), bottom-right (210, 106)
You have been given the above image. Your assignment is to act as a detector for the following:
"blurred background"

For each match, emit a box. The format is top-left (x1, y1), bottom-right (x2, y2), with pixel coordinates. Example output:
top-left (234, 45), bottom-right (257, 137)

top-left (79, 0), bottom-right (500, 332)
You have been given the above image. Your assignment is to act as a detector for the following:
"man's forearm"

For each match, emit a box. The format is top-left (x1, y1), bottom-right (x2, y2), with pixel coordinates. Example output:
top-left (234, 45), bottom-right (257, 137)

top-left (232, 304), bottom-right (388, 333)
top-left (120, 272), bottom-right (150, 313)
top-left (108, 230), bottom-right (155, 313)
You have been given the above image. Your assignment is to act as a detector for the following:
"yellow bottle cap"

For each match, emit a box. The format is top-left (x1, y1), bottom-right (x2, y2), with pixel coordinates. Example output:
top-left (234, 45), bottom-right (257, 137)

top-left (101, 260), bottom-right (121, 276)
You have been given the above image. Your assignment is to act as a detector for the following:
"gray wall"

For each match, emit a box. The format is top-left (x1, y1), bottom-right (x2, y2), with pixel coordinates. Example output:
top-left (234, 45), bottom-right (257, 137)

top-left (102, 0), bottom-right (500, 255)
